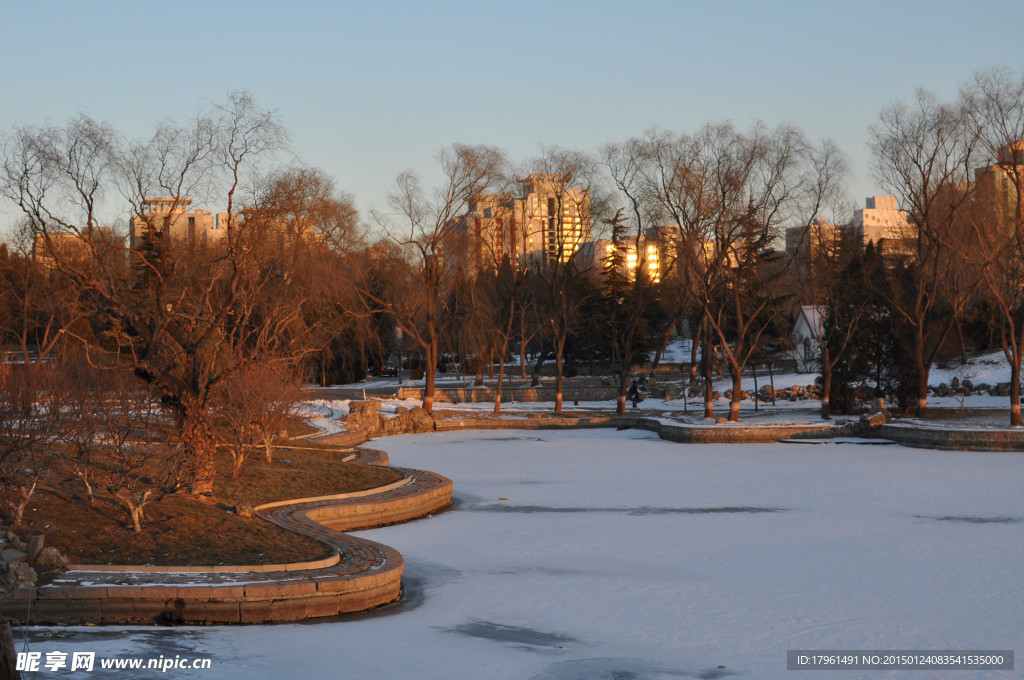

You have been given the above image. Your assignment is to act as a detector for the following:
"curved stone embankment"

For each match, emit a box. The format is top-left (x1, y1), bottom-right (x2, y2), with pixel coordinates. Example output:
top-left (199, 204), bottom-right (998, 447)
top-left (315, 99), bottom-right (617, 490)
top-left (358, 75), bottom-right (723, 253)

top-left (434, 414), bottom-right (848, 443)
top-left (875, 424), bottom-right (1024, 451)
top-left (0, 447), bottom-right (452, 626)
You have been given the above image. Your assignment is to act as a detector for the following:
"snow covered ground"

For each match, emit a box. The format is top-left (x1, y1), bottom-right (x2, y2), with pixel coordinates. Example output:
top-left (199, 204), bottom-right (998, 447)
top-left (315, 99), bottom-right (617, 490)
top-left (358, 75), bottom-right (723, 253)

top-left (319, 348), bottom-right (1022, 420)
top-left (20, 429), bottom-right (1023, 679)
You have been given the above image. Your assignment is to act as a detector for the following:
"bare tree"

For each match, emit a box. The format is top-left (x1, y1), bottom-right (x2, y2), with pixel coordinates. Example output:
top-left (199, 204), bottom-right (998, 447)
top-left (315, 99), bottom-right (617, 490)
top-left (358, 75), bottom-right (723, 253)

top-left (0, 365), bottom-right (58, 527)
top-left (213, 362), bottom-right (301, 475)
top-left (91, 371), bottom-right (185, 533)
top-left (602, 134), bottom-right (676, 414)
top-left (519, 148), bottom-right (603, 413)
top-left (870, 88), bottom-right (981, 418)
top-left (0, 92), bottom-right (312, 496)
top-left (781, 141), bottom-right (861, 418)
top-left (644, 123), bottom-right (824, 421)
top-left (962, 67), bottom-right (1024, 426)
top-left (366, 144), bottom-right (506, 413)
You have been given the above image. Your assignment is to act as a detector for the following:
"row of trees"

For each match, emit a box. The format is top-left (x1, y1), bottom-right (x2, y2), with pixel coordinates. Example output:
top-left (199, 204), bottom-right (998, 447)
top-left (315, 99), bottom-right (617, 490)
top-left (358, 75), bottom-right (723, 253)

top-left (0, 68), bottom-right (1023, 521)
top-left (357, 66), bottom-right (1024, 427)
top-left (361, 124), bottom-right (846, 422)
top-left (804, 68), bottom-right (1024, 423)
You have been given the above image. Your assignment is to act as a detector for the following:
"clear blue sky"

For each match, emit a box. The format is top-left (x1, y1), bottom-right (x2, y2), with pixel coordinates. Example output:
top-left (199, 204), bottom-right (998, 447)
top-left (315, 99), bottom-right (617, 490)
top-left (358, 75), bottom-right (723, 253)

top-left (2, 0), bottom-right (1021, 232)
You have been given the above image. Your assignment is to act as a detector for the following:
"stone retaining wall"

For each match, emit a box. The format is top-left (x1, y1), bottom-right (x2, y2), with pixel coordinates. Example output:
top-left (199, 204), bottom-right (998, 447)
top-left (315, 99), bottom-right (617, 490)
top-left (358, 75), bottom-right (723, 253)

top-left (875, 425), bottom-right (1024, 452)
top-left (1, 551), bottom-right (403, 625)
top-left (435, 415), bottom-right (845, 443)
top-left (305, 471), bottom-right (453, 532)
top-left (397, 386), bottom-right (620, 403)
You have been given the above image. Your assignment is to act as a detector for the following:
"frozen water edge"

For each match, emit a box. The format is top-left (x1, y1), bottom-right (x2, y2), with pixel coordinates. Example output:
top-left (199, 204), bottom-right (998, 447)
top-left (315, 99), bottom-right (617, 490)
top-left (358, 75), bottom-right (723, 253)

top-left (20, 429), bottom-right (1024, 679)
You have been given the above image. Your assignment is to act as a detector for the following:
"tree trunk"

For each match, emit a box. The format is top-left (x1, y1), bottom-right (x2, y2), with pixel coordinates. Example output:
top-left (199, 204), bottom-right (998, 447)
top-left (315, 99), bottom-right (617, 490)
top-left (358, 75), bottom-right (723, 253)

top-left (531, 348), bottom-right (544, 388)
top-left (10, 484), bottom-right (36, 529)
top-left (821, 347), bottom-right (833, 419)
top-left (130, 504), bottom-right (144, 533)
top-left (181, 411), bottom-right (216, 496)
top-left (701, 330), bottom-right (714, 419)
top-left (689, 330), bottom-right (699, 384)
top-left (915, 328), bottom-right (929, 419)
top-left (494, 332), bottom-right (512, 414)
top-left (616, 334), bottom-right (636, 416)
top-left (554, 336), bottom-right (565, 414)
top-left (81, 474), bottom-right (94, 504)
top-left (519, 310), bottom-right (529, 381)
top-left (0, 621), bottom-right (19, 680)
top-left (494, 360), bottom-right (505, 414)
top-left (231, 450), bottom-right (245, 478)
top-left (1010, 351), bottom-right (1022, 427)
top-left (956, 318), bottom-right (968, 365)
top-left (423, 339), bottom-right (437, 414)
top-left (649, 314), bottom-right (678, 380)
top-left (729, 370), bottom-right (743, 422)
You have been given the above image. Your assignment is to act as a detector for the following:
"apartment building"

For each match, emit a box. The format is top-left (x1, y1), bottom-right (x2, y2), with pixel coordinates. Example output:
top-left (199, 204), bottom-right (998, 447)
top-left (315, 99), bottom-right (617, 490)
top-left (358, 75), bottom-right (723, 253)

top-left (32, 228), bottom-right (113, 269)
top-left (129, 198), bottom-right (229, 251)
top-left (458, 173), bottom-right (591, 267)
top-left (847, 195), bottom-right (914, 254)
top-left (974, 141), bottom-right (1023, 231)
top-left (581, 236), bottom-right (662, 283)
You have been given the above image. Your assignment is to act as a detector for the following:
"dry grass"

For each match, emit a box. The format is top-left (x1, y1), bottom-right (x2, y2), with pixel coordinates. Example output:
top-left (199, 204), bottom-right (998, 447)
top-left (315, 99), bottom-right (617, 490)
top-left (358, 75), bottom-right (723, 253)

top-left (17, 492), bottom-right (334, 567)
top-left (215, 445), bottom-right (401, 507)
top-left (281, 418), bottom-right (323, 439)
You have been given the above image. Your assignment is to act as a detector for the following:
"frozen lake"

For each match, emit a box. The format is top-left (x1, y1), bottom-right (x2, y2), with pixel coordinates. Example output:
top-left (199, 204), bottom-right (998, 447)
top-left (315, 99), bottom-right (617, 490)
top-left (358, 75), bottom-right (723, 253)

top-left (21, 429), bottom-right (1024, 679)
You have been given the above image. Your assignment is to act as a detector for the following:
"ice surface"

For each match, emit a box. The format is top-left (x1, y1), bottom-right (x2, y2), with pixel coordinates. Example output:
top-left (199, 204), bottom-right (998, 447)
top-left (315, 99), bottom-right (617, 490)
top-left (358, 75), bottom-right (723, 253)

top-left (19, 429), bottom-right (1023, 679)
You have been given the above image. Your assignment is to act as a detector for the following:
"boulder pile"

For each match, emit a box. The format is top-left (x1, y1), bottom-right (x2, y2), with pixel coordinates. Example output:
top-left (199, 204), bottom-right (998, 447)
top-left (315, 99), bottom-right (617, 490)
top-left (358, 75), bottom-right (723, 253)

top-left (0, 529), bottom-right (69, 596)
top-left (929, 378), bottom-right (1007, 398)
top-left (686, 383), bottom-right (821, 401)
top-left (345, 400), bottom-right (435, 436)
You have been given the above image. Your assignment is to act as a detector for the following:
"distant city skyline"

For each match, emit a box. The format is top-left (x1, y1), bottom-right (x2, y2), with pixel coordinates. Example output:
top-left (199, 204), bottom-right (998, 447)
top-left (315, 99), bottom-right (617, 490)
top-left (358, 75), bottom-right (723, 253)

top-left (2, 0), bottom-right (1022, 237)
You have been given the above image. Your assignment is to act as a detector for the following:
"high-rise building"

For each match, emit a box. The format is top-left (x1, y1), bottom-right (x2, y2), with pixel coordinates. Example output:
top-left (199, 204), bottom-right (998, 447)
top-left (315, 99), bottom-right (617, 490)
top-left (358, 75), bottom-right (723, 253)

top-left (785, 218), bottom-right (843, 273)
top-left (974, 141), bottom-right (1023, 232)
top-left (580, 236), bottom-right (662, 283)
top-left (847, 196), bottom-right (914, 253)
top-left (129, 198), bottom-right (229, 252)
top-left (32, 228), bottom-right (113, 269)
top-left (462, 193), bottom-right (518, 265)
top-left (516, 174), bottom-right (590, 262)
top-left (458, 173), bottom-right (591, 267)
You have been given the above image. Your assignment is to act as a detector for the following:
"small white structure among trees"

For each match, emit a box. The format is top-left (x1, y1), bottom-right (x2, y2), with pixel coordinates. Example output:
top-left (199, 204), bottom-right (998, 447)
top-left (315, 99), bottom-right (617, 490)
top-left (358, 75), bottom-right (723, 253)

top-left (791, 305), bottom-right (825, 372)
